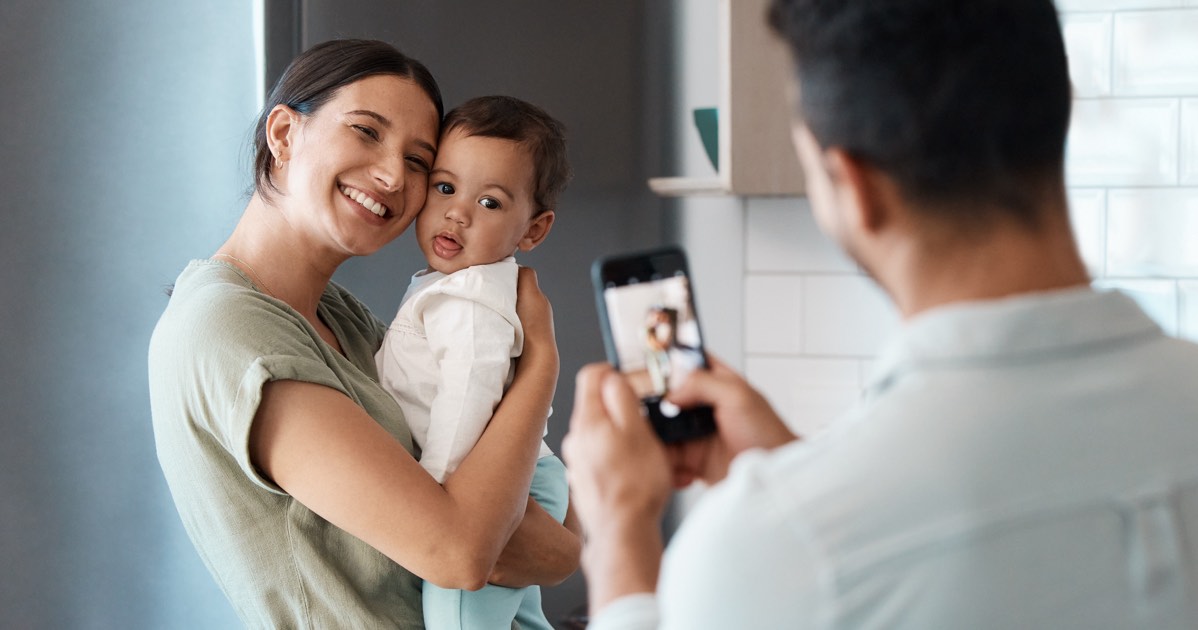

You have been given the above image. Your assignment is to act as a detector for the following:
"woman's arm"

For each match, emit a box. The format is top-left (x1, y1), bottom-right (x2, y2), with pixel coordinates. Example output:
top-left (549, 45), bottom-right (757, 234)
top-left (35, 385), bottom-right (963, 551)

top-left (250, 268), bottom-right (558, 590)
top-left (488, 499), bottom-right (582, 588)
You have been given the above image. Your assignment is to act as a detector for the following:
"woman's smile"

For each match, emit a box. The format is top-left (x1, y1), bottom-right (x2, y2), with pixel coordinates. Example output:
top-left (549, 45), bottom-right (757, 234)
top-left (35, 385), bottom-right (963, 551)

top-left (339, 184), bottom-right (390, 217)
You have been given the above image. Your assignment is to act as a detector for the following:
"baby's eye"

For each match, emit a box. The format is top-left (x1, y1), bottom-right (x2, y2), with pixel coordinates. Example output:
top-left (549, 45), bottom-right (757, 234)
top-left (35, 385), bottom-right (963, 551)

top-left (479, 197), bottom-right (501, 210)
top-left (434, 182), bottom-right (455, 195)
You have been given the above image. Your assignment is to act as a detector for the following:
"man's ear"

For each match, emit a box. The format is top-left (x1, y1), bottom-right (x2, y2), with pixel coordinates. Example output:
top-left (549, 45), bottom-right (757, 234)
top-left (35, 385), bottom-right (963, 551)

top-left (518, 211), bottom-right (556, 252)
top-left (823, 148), bottom-right (895, 235)
top-left (265, 104), bottom-right (300, 162)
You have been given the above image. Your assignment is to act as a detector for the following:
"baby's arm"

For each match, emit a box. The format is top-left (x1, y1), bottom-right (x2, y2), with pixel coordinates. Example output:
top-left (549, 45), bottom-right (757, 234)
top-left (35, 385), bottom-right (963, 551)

top-left (420, 291), bottom-right (520, 483)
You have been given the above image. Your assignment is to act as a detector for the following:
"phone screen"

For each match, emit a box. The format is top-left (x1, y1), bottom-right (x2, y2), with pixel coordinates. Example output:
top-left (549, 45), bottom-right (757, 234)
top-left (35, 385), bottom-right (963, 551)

top-left (593, 247), bottom-right (716, 442)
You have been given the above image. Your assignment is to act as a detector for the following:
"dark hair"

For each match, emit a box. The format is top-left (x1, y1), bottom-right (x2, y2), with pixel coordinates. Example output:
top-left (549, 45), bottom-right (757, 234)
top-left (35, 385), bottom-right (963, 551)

top-left (767, 0), bottom-right (1071, 226)
top-left (252, 39), bottom-right (444, 198)
top-left (441, 95), bottom-right (572, 216)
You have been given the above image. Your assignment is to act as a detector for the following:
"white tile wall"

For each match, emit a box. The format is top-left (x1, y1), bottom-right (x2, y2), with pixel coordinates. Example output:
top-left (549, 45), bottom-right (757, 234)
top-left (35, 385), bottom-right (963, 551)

top-left (802, 275), bottom-right (898, 357)
top-left (1183, 99), bottom-right (1198, 184)
top-left (1062, 13), bottom-right (1112, 97)
top-left (691, 2), bottom-right (1198, 436)
top-left (746, 197), bottom-right (855, 273)
top-left (1107, 188), bottom-right (1198, 277)
top-left (1066, 99), bottom-right (1179, 186)
top-left (1056, 0), bottom-right (1182, 10)
top-left (744, 274), bottom-right (803, 354)
top-left (745, 357), bottom-right (863, 437)
top-left (1113, 10), bottom-right (1198, 95)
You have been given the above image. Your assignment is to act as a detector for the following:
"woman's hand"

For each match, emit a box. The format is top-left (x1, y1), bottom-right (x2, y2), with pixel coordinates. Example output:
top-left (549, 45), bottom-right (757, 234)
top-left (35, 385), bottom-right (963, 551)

top-left (488, 500), bottom-right (582, 588)
top-left (515, 266), bottom-right (557, 371)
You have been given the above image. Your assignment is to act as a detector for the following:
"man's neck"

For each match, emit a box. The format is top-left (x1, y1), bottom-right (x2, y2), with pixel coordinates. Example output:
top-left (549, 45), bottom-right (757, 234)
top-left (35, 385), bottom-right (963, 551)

top-left (874, 204), bottom-right (1091, 321)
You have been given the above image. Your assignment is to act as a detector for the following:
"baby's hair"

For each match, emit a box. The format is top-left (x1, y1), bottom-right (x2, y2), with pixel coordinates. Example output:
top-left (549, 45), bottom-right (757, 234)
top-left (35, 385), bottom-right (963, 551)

top-left (442, 96), bottom-right (572, 216)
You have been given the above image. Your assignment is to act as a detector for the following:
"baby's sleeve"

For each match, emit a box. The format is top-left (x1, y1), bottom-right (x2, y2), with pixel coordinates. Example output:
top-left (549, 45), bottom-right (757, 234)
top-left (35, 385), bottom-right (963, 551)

top-left (417, 291), bottom-right (519, 482)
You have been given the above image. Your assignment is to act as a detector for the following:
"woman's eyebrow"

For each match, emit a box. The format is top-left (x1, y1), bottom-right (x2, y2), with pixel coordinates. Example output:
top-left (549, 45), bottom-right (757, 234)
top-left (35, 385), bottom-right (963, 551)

top-left (347, 109), bottom-right (436, 154)
top-left (347, 109), bottom-right (390, 126)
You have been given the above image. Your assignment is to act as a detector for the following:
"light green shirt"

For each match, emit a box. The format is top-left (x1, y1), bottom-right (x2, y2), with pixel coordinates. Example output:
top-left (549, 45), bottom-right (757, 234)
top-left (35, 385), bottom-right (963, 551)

top-left (149, 259), bottom-right (423, 628)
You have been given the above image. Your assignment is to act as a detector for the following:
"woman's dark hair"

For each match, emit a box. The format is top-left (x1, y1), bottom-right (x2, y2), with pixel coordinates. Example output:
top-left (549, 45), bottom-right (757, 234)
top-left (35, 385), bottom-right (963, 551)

top-left (767, 0), bottom-right (1072, 227)
top-left (441, 95), bottom-right (572, 216)
top-left (252, 39), bottom-right (444, 198)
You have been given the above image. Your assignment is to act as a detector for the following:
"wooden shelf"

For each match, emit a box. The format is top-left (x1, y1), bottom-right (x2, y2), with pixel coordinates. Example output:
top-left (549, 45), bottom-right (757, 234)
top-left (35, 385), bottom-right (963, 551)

top-left (647, 176), bottom-right (726, 197)
top-left (650, 0), bottom-right (806, 198)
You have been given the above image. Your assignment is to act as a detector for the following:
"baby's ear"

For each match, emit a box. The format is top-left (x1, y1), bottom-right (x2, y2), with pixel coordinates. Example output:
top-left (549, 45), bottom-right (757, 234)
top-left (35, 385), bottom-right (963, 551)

top-left (518, 210), bottom-right (555, 252)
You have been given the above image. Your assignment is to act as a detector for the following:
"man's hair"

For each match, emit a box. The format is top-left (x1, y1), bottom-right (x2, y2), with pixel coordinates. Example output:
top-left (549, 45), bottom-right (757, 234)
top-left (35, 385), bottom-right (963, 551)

top-left (768, 0), bottom-right (1072, 225)
top-left (442, 95), bottom-right (573, 216)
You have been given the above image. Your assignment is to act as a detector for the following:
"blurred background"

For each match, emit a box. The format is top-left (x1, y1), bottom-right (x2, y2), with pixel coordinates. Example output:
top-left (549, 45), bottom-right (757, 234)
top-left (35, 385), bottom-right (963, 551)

top-left (3, 0), bottom-right (1196, 627)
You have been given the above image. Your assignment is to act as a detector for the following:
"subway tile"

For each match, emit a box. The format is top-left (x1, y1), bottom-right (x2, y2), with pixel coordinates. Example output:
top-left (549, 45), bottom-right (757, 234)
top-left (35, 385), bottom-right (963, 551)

top-left (803, 275), bottom-right (899, 356)
top-left (1093, 279), bottom-right (1179, 335)
top-left (1056, 0), bottom-right (1182, 9)
top-left (1067, 188), bottom-right (1107, 277)
top-left (1183, 99), bottom-right (1198, 185)
top-left (1066, 99), bottom-right (1179, 186)
top-left (744, 274), bottom-right (803, 354)
top-left (1113, 10), bottom-right (1198, 96)
top-left (745, 357), bottom-right (862, 437)
top-left (1180, 281), bottom-right (1198, 342)
top-left (1107, 188), bottom-right (1198, 277)
top-left (746, 197), bottom-right (856, 273)
top-left (1062, 13), bottom-right (1112, 97)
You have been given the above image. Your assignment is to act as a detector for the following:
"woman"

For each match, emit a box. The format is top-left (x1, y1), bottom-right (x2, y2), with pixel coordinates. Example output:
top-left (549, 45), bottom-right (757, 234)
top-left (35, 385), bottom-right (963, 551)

top-left (148, 39), bottom-right (579, 627)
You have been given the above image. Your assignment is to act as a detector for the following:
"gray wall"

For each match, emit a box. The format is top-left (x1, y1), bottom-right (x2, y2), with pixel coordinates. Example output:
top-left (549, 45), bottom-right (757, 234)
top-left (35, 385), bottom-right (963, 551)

top-left (0, 1), bottom-right (673, 627)
top-left (0, 1), bottom-right (254, 627)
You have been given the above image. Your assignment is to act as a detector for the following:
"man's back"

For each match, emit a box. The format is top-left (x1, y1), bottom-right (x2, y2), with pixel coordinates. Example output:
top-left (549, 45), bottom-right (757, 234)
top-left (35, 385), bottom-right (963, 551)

top-left (661, 289), bottom-right (1198, 629)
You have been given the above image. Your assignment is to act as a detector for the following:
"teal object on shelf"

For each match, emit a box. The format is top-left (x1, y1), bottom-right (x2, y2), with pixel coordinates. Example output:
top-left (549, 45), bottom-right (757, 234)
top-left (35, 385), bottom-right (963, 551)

top-left (692, 107), bottom-right (718, 171)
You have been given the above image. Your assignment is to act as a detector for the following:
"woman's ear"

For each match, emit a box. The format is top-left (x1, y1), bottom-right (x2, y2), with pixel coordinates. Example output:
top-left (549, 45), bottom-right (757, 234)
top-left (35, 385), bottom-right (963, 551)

top-left (265, 104), bottom-right (299, 163)
top-left (518, 211), bottom-right (556, 252)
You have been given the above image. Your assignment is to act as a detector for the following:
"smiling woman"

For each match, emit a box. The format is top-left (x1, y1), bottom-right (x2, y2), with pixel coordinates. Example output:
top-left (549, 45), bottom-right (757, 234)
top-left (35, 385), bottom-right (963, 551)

top-left (147, 39), bottom-right (580, 627)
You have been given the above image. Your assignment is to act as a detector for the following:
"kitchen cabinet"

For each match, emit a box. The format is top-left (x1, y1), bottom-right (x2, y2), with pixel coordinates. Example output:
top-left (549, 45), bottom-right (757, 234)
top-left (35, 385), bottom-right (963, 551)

top-left (649, 0), bottom-right (806, 197)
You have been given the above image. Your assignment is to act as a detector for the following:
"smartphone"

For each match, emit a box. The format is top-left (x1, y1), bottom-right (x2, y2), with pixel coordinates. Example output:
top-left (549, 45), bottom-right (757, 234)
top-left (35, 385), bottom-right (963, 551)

top-left (592, 246), bottom-right (717, 443)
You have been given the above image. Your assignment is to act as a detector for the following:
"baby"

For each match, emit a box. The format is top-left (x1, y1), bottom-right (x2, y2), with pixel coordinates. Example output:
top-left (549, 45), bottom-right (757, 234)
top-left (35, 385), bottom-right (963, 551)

top-left (375, 95), bottom-right (572, 630)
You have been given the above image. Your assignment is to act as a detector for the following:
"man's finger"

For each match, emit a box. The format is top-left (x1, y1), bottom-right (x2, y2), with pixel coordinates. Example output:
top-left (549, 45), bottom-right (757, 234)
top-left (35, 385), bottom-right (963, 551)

top-left (599, 371), bottom-right (647, 434)
top-left (570, 362), bottom-right (615, 428)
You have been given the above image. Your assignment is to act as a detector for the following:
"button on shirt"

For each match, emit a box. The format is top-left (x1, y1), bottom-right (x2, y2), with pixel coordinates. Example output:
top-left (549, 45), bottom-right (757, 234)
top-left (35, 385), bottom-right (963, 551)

top-left (591, 288), bottom-right (1198, 629)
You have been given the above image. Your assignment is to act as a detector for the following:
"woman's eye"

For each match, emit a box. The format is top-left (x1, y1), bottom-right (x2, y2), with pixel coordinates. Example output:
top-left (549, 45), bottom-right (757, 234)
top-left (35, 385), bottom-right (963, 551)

top-left (352, 124), bottom-right (379, 140)
top-left (406, 156), bottom-right (431, 173)
top-left (434, 182), bottom-right (454, 195)
top-left (479, 197), bottom-right (501, 210)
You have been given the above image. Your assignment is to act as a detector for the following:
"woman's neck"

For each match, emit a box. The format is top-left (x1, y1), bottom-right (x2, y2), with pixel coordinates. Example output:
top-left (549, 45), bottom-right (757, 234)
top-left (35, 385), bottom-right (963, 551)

top-left (216, 193), bottom-right (345, 321)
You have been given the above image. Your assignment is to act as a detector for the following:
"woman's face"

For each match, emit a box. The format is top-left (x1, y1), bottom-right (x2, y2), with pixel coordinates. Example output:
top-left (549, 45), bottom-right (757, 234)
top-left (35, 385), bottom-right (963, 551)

top-left (275, 74), bottom-right (440, 259)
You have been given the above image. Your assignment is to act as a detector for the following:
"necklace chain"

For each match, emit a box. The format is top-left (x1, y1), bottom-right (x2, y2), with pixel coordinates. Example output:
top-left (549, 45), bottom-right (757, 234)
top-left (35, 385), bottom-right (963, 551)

top-left (213, 253), bottom-right (277, 298)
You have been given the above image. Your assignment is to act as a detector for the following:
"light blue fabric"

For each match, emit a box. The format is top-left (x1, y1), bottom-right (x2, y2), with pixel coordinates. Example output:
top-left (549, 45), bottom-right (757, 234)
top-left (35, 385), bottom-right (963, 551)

top-left (424, 455), bottom-right (569, 630)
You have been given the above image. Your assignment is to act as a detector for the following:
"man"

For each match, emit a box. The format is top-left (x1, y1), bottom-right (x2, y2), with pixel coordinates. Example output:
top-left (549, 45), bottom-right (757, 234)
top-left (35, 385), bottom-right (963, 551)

top-left (562, 1), bottom-right (1198, 628)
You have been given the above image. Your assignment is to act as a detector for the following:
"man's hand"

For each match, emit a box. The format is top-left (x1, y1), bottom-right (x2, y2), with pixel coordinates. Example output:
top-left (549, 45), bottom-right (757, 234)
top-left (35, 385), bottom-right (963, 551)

top-left (664, 354), bottom-right (798, 486)
top-left (562, 363), bottom-right (671, 614)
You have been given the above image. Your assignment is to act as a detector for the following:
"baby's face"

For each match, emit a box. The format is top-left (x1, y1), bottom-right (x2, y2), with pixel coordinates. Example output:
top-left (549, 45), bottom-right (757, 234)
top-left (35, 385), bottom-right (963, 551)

top-left (415, 129), bottom-right (540, 275)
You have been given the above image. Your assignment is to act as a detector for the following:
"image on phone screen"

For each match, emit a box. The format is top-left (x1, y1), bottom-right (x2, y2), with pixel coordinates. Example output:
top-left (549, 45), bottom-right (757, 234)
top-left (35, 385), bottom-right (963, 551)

top-left (602, 272), bottom-right (706, 419)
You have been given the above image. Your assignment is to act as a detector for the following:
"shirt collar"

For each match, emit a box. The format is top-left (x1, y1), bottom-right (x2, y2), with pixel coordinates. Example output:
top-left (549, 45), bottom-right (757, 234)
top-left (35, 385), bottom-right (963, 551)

top-left (866, 287), bottom-right (1161, 398)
